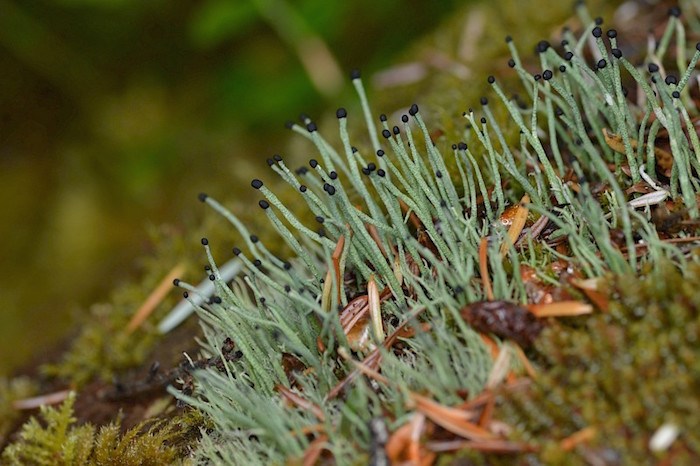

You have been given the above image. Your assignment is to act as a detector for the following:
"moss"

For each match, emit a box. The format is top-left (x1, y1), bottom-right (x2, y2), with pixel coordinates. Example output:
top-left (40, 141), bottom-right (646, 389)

top-left (490, 260), bottom-right (700, 464)
top-left (1, 392), bottom-right (196, 466)
top-left (0, 377), bottom-right (38, 446)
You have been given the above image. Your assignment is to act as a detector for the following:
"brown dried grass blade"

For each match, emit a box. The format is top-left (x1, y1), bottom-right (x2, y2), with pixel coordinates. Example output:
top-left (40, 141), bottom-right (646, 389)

top-left (399, 198), bottom-right (423, 229)
top-left (603, 128), bottom-right (673, 171)
top-left (127, 262), bottom-right (185, 334)
top-left (479, 237), bottom-right (494, 301)
top-left (368, 275), bottom-right (384, 342)
top-left (560, 426), bottom-right (596, 451)
top-left (500, 194), bottom-right (529, 257)
top-left (411, 394), bottom-right (494, 441)
top-left (569, 277), bottom-right (609, 312)
top-left (276, 385), bottom-right (325, 421)
top-left (528, 301), bottom-right (593, 317)
top-left (13, 389), bottom-right (71, 410)
top-left (301, 434), bottom-right (328, 466)
top-left (326, 306), bottom-right (426, 400)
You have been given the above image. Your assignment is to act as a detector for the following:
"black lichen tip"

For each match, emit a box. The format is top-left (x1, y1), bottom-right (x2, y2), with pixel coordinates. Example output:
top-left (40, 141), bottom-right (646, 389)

top-left (480, 97), bottom-right (488, 106)
top-left (266, 158), bottom-right (275, 166)
top-left (508, 58), bottom-right (516, 68)
top-left (299, 185), bottom-right (307, 193)
top-left (198, 192), bottom-right (208, 202)
top-left (401, 114), bottom-right (408, 123)
top-left (668, 6), bottom-right (681, 17)
top-left (559, 65), bottom-right (566, 72)
top-left (377, 169), bottom-right (386, 177)
top-left (306, 122), bottom-right (317, 132)
top-left (283, 261), bottom-right (291, 270)
top-left (273, 154), bottom-right (282, 162)
top-left (351, 146), bottom-right (358, 153)
top-left (183, 291), bottom-right (189, 299)
top-left (382, 129), bottom-right (392, 139)
top-left (564, 51), bottom-right (574, 61)
top-left (295, 166), bottom-right (308, 175)
top-left (665, 75), bottom-right (678, 85)
top-left (672, 90), bottom-right (680, 99)
top-left (436, 170), bottom-right (442, 178)
top-left (409, 103), bottom-right (419, 115)
top-left (284, 120), bottom-right (294, 129)
top-left (596, 59), bottom-right (607, 69)
top-left (336, 107), bottom-right (347, 119)
top-left (323, 183), bottom-right (336, 195)
top-left (201, 237), bottom-right (209, 246)
top-left (543, 70), bottom-right (553, 80)
top-left (350, 69), bottom-right (361, 80)
top-left (648, 63), bottom-right (660, 73)
top-left (367, 162), bottom-right (376, 171)
top-left (534, 74), bottom-right (542, 81)
top-left (376, 149), bottom-right (385, 157)
top-left (611, 48), bottom-right (622, 59)
top-left (480, 117), bottom-right (487, 124)
top-left (309, 159), bottom-right (318, 168)
top-left (251, 179), bottom-right (263, 189)
top-left (392, 126), bottom-right (400, 135)
top-left (233, 247), bottom-right (241, 256)
top-left (379, 113), bottom-right (387, 122)
top-left (451, 143), bottom-right (457, 150)
top-left (606, 29), bottom-right (617, 39)
top-left (329, 170), bottom-right (338, 180)
top-left (592, 26), bottom-right (602, 38)
top-left (315, 215), bottom-right (324, 224)
top-left (209, 274), bottom-right (215, 281)
top-left (536, 40), bottom-right (550, 53)
top-left (250, 234), bottom-right (259, 243)
top-left (696, 42), bottom-right (700, 52)
top-left (487, 75), bottom-right (495, 84)
top-left (362, 167), bottom-right (370, 176)
top-left (284, 285), bottom-right (291, 293)
top-left (259, 200), bottom-right (270, 209)
top-left (594, 16), bottom-right (603, 25)
top-left (505, 35), bottom-right (512, 43)
top-left (458, 142), bottom-right (467, 150)
top-left (173, 278), bottom-right (181, 286)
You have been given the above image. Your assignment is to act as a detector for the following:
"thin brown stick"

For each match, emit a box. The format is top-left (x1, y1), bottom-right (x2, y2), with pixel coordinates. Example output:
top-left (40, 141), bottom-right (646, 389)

top-left (479, 237), bottom-right (494, 301)
top-left (127, 263), bottom-right (185, 334)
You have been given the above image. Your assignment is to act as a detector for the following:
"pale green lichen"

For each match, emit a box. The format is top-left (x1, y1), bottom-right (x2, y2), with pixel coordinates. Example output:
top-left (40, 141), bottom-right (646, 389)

top-left (182, 3), bottom-right (700, 464)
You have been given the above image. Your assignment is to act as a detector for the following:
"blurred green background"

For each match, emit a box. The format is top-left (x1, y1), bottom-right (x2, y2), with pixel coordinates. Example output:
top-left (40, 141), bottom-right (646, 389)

top-left (0, 0), bottom-right (462, 374)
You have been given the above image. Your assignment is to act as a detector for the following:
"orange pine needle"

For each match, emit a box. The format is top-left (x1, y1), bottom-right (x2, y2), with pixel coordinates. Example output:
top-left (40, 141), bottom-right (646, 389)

top-left (560, 426), bottom-right (596, 451)
top-left (528, 301), bottom-right (593, 317)
top-left (276, 385), bottom-right (325, 421)
top-left (302, 434), bottom-right (328, 466)
top-left (411, 394), bottom-right (493, 441)
top-left (12, 389), bottom-right (71, 410)
top-left (479, 237), bottom-right (494, 301)
top-left (127, 262), bottom-right (185, 334)
top-left (500, 194), bottom-right (529, 256)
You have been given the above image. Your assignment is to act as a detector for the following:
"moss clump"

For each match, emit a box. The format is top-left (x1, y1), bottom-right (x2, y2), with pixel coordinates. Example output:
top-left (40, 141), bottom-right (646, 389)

top-left (1, 392), bottom-right (195, 466)
top-left (0, 377), bottom-right (38, 446)
top-left (489, 260), bottom-right (700, 464)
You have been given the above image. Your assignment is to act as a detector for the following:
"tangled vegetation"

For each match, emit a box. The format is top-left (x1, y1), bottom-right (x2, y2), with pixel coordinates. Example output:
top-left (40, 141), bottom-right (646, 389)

top-left (174, 2), bottom-right (700, 464)
top-left (3, 1), bottom-right (700, 464)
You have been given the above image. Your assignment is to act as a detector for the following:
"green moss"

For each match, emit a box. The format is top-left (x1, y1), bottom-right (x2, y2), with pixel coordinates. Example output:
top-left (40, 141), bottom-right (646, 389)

top-left (1, 392), bottom-right (195, 466)
top-left (0, 377), bottom-right (38, 446)
top-left (491, 260), bottom-right (700, 464)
